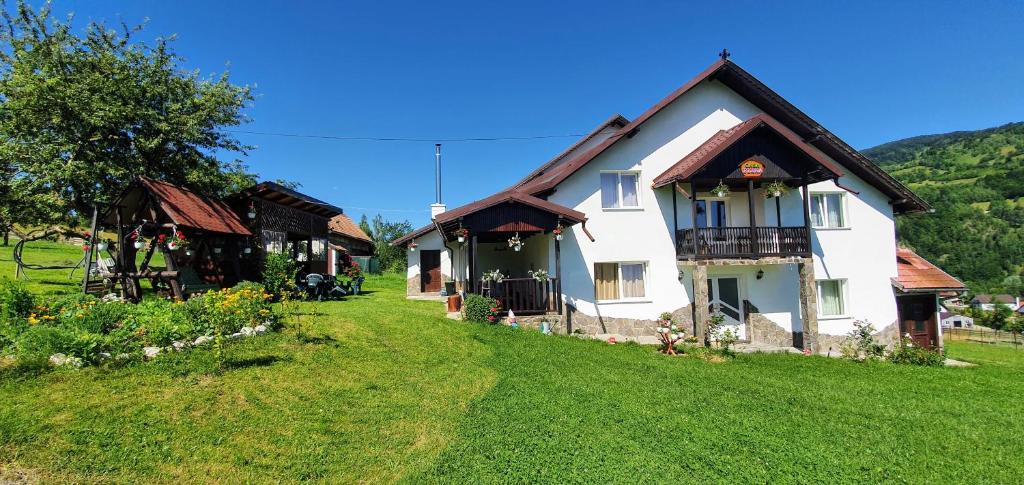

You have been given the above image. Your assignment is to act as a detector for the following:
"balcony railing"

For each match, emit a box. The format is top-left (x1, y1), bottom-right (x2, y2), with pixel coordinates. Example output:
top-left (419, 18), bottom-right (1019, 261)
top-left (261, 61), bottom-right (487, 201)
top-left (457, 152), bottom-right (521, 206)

top-left (677, 226), bottom-right (810, 259)
top-left (477, 277), bottom-right (561, 315)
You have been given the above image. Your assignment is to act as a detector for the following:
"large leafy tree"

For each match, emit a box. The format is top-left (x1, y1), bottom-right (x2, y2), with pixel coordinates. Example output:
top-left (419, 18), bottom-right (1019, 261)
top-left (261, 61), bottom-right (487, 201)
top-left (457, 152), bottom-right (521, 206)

top-left (0, 0), bottom-right (256, 241)
top-left (369, 214), bottom-right (413, 272)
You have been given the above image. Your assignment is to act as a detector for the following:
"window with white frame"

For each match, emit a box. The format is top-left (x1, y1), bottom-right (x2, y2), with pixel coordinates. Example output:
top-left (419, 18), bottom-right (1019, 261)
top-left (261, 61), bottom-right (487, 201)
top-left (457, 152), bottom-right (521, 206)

top-left (816, 279), bottom-right (847, 317)
top-left (600, 171), bottom-right (641, 209)
top-left (594, 262), bottom-right (647, 301)
top-left (810, 192), bottom-right (847, 228)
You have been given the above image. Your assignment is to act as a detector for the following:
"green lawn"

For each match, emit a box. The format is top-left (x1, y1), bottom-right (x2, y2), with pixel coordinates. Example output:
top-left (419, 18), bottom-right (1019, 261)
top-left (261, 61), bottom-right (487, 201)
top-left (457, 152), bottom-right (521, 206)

top-left (2, 244), bottom-right (1023, 483)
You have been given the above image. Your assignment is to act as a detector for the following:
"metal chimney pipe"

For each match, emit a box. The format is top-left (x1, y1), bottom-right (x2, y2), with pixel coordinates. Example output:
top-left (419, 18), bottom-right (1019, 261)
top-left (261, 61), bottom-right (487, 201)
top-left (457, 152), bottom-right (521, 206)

top-left (435, 143), bottom-right (442, 204)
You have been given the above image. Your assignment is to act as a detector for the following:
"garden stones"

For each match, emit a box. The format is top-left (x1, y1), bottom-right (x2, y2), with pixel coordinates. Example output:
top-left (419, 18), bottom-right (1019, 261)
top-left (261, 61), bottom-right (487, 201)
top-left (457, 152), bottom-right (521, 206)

top-left (254, 324), bottom-right (268, 334)
top-left (240, 326), bottom-right (257, 337)
top-left (193, 335), bottom-right (213, 346)
top-left (171, 341), bottom-right (188, 352)
top-left (143, 346), bottom-right (162, 359)
top-left (48, 353), bottom-right (83, 368)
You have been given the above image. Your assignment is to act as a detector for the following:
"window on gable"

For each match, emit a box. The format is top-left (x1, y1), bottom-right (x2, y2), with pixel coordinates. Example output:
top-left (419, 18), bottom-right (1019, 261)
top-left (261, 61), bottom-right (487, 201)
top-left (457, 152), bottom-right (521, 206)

top-left (600, 171), bottom-right (640, 209)
top-left (594, 262), bottom-right (647, 301)
top-left (810, 193), bottom-right (847, 229)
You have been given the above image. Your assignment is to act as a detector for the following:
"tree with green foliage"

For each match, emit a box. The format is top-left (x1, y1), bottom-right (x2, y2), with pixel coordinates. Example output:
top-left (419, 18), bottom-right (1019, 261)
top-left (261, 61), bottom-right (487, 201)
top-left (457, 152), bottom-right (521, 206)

top-left (369, 214), bottom-right (413, 273)
top-left (0, 0), bottom-right (256, 240)
top-left (359, 215), bottom-right (372, 240)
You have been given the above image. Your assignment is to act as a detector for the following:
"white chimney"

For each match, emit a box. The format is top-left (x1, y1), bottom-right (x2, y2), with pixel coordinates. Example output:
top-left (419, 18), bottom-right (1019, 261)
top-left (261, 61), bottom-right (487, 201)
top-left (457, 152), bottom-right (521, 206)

top-left (430, 143), bottom-right (446, 219)
top-left (431, 203), bottom-right (446, 219)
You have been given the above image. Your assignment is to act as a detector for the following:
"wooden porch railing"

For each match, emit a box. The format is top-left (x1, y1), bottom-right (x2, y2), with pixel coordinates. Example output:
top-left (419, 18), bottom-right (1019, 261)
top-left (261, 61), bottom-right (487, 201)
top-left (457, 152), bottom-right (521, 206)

top-left (478, 277), bottom-right (561, 315)
top-left (677, 226), bottom-right (810, 259)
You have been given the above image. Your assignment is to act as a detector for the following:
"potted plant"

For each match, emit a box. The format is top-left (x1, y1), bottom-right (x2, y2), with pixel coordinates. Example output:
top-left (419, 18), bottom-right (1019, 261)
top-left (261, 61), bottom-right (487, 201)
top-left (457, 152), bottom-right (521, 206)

top-left (553, 224), bottom-right (564, 241)
top-left (482, 269), bottom-right (504, 283)
top-left (711, 181), bottom-right (730, 198)
top-left (764, 180), bottom-right (787, 198)
top-left (454, 227), bottom-right (469, 244)
top-left (508, 233), bottom-right (524, 252)
top-left (655, 312), bottom-right (685, 355)
top-left (130, 230), bottom-right (146, 250)
top-left (409, 240), bottom-right (417, 251)
top-left (247, 202), bottom-right (257, 220)
top-left (443, 277), bottom-right (457, 296)
top-left (528, 269), bottom-right (549, 282)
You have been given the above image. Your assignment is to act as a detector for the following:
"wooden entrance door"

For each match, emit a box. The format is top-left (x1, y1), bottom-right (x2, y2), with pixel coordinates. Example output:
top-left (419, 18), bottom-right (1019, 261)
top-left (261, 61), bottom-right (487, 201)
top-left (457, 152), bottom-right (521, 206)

top-left (420, 250), bottom-right (442, 293)
top-left (898, 295), bottom-right (938, 349)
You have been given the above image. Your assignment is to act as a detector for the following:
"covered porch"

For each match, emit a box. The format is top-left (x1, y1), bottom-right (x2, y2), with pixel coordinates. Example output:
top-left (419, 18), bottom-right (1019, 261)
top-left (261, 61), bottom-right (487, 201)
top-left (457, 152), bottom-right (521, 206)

top-left (654, 113), bottom-right (846, 261)
top-left (433, 191), bottom-right (588, 315)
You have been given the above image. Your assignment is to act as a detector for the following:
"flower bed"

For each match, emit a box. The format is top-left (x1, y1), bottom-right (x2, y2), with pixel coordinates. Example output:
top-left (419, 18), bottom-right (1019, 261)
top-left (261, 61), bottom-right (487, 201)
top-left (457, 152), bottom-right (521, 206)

top-left (0, 279), bottom-right (277, 370)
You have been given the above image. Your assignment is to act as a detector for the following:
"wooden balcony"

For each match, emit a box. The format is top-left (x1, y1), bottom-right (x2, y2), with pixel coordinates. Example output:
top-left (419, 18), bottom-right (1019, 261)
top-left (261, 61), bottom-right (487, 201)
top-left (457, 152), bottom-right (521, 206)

top-left (677, 226), bottom-right (810, 260)
top-left (477, 277), bottom-right (561, 315)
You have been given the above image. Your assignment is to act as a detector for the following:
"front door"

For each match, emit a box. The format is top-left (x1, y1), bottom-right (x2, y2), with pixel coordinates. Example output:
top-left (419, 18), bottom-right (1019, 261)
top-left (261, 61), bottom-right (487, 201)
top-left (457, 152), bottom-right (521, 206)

top-left (898, 295), bottom-right (938, 349)
top-left (708, 277), bottom-right (745, 340)
top-left (420, 250), bottom-right (442, 293)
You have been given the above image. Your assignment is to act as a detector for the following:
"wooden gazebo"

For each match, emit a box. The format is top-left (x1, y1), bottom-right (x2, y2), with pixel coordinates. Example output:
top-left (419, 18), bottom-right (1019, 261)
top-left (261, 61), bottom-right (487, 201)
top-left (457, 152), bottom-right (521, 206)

top-left (90, 177), bottom-right (255, 301)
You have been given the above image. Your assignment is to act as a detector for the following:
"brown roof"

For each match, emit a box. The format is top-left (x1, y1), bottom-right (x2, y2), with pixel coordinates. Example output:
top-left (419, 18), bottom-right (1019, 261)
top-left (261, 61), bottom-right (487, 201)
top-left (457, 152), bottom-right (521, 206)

top-left (234, 181), bottom-right (343, 218)
top-left (139, 177), bottom-right (252, 236)
top-left (518, 59), bottom-right (928, 213)
top-left (971, 294), bottom-right (1017, 304)
top-left (392, 191), bottom-right (586, 246)
top-left (510, 114), bottom-right (629, 191)
top-left (651, 113), bottom-right (844, 187)
top-left (893, 248), bottom-right (965, 292)
top-left (328, 214), bottom-right (372, 243)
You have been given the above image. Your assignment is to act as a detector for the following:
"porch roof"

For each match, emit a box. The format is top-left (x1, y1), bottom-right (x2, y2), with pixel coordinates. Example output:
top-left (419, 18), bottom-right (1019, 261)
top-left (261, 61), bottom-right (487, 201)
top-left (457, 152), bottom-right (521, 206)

top-left (392, 191), bottom-right (585, 246)
top-left (652, 113), bottom-right (844, 188)
top-left (892, 248), bottom-right (966, 293)
top-left (104, 177), bottom-right (252, 236)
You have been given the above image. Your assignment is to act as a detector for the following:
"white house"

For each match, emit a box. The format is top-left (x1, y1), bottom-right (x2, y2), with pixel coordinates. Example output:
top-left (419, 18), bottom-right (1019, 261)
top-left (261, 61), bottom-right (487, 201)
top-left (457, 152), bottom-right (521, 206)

top-left (394, 57), bottom-right (965, 352)
top-left (969, 294), bottom-right (1019, 312)
top-left (940, 312), bottom-right (974, 329)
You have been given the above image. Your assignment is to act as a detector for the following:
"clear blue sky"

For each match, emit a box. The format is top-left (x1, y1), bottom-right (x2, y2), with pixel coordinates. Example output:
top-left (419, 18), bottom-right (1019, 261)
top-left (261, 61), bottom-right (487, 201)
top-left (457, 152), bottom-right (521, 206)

top-left (51, 0), bottom-right (1024, 228)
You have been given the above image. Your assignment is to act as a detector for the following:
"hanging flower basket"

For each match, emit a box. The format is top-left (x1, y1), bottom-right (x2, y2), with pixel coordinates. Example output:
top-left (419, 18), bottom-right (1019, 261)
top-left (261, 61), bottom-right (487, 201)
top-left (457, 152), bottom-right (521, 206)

top-left (764, 180), bottom-right (788, 199)
top-left (712, 181), bottom-right (730, 198)
top-left (409, 241), bottom-right (418, 251)
top-left (213, 247), bottom-right (223, 254)
top-left (129, 230), bottom-right (146, 249)
top-left (508, 233), bottom-right (524, 252)
top-left (247, 202), bottom-right (257, 220)
top-left (454, 227), bottom-right (469, 244)
top-left (133, 240), bottom-right (146, 250)
top-left (529, 269), bottom-right (549, 282)
top-left (553, 224), bottom-right (564, 241)
top-left (244, 247), bottom-right (252, 254)
top-left (96, 241), bottom-right (109, 252)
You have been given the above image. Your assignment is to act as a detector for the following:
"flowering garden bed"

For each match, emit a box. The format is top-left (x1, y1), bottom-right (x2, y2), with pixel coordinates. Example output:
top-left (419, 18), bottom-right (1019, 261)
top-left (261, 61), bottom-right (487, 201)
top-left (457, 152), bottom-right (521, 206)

top-left (0, 280), bottom-right (277, 371)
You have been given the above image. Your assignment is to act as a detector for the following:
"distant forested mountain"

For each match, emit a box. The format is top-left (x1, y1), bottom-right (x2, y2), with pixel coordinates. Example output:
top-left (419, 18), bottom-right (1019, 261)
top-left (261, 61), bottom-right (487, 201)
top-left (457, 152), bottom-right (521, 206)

top-left (863, 122), bottom-right (1024, 294)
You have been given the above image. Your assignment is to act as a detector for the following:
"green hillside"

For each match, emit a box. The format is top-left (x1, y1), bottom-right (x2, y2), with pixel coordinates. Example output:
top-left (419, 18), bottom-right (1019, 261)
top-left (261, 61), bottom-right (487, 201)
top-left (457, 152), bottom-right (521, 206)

top-left (863, 122), bottom-right (1024, 293)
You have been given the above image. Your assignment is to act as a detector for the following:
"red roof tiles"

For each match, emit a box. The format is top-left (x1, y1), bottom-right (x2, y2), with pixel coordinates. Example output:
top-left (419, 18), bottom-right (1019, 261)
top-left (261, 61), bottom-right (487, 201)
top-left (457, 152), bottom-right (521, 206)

top-left (139, 177), bottom-right (252, 236)
top-left (894, 248), bottom-right (965, 292)
top-left (329, 214), bottom-right (372, 243)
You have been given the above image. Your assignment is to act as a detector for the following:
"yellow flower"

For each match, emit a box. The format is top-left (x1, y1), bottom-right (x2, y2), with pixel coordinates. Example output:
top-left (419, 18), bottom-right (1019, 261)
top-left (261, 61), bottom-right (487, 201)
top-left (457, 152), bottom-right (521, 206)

top-left (27, 314), bottom-right (39, 325)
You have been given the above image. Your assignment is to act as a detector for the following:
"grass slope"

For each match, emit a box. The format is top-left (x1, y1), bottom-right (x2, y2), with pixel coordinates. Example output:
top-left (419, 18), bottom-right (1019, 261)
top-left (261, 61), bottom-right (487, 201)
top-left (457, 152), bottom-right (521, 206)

top-left (863, 122), bottom-right (1024, 290)
top-left (2, 244), bottom-right (1023, 483)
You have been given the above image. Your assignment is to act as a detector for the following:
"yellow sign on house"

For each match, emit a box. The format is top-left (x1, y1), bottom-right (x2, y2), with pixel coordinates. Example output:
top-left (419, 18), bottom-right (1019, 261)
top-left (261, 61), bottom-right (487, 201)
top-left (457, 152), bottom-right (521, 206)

top-left (740, 159), bottom-right (765, 178)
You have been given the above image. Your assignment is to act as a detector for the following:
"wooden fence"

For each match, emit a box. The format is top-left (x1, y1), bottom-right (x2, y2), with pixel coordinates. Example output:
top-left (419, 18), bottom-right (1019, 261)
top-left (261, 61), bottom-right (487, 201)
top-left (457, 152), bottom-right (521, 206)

top-left (944, 327), bottom-right (1022, 349)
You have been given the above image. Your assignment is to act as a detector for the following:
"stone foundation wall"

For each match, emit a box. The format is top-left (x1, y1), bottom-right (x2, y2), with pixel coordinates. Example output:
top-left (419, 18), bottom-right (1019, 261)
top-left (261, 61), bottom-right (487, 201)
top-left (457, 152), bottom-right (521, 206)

top-left (747, 313), bottom-right (794, 347)
top-left (407, 275), bottom-right (422, 296)
top-left (565, 304), bottom-right (694, 338)
top-left (816, 320), bottom-right (901, 355)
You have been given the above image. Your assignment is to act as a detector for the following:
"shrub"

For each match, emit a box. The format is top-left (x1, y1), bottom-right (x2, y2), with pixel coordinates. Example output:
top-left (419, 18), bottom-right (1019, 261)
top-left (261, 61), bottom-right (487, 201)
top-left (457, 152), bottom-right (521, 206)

top-left (262, 253), bottom-right (298, 300)
top-left (840, 320), bottom-right (886, 362)
top-left (0, 278), bottom-right (35, 322)
top-left (888, 337), bottom-right (945, 366)
top-left (463, 294), bottom-right (500, 323)
top-left (15, 325), bottom-right (103, 364)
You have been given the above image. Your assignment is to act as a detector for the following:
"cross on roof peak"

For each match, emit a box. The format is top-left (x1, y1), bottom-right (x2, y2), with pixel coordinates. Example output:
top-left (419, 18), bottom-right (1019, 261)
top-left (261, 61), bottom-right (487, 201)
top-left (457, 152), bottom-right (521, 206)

top-left (719, 48), bottom-right (730, 60)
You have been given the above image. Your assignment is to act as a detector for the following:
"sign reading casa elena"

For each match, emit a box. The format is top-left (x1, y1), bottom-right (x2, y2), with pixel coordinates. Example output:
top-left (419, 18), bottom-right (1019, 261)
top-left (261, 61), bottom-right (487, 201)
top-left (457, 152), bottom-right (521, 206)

top-left (740, 159), bottom-right (765, 178)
